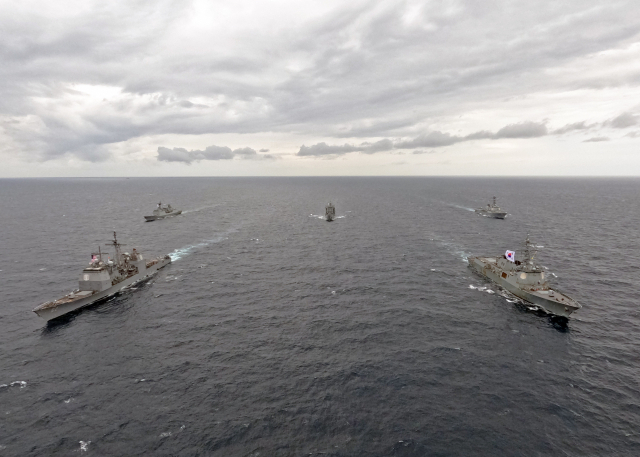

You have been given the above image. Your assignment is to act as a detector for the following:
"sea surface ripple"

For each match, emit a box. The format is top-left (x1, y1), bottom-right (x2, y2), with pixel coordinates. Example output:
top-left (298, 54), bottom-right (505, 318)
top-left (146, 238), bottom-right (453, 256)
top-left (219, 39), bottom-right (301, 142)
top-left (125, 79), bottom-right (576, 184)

top-left (0, 177), bottom-right (639, 456)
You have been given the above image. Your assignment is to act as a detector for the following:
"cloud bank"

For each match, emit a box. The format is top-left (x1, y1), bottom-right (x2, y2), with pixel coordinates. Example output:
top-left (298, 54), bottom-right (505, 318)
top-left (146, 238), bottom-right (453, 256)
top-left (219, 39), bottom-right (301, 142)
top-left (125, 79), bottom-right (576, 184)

top-left (157, 145), bottom-right (268, 164)
top-left (297, 121), bottom-right (551, 156)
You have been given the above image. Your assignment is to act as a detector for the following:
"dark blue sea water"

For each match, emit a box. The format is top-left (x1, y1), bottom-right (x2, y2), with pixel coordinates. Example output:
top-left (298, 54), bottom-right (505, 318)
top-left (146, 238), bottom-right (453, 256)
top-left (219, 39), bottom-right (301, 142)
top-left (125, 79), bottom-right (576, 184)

top-left (1, 177), bottom-right (639, 456)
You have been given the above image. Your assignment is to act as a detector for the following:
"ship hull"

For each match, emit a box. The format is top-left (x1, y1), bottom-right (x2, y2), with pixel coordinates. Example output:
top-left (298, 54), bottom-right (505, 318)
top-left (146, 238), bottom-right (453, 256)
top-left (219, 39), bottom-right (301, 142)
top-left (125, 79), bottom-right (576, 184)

top-left (326, 215), bottom-right (334, 222)
top-left (33, 257), bottom-right (171, 321)
top-left (468, 257), bottom-right (578, 318)
top-left (144, 210), bottom-right (182, 221)
top-left (475, 209), bottom-right (507, 219)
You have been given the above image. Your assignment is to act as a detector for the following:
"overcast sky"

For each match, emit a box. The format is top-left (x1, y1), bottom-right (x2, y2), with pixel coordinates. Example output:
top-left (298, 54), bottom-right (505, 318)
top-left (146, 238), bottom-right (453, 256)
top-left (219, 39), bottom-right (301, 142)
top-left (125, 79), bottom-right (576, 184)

top-left (1, 0), bottom-right (640, 177)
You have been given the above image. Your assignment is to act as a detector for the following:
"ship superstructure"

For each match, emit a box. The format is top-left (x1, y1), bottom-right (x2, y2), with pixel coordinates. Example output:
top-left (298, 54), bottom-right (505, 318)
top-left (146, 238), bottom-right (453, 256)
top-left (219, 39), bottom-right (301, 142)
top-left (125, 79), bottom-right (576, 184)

top-left (33, 232), bottom-right (171, 321)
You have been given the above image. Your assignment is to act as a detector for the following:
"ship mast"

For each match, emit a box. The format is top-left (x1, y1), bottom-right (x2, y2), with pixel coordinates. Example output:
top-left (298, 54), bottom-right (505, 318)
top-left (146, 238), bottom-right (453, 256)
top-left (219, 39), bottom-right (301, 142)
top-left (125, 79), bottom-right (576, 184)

top-left (522, 234), bottom-right (539, 269)
top-left (106, 231), bottom-right (125, 267)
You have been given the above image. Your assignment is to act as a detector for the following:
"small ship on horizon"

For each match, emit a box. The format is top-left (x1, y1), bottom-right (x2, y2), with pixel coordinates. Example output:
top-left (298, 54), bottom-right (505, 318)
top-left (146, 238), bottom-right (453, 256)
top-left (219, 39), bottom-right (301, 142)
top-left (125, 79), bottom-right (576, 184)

top-left (475, 197), bottom-right (507, 219)
top-left (145, 202), bottom-right (182, 221)
top-left (325, 202), bottom-right (335, 222)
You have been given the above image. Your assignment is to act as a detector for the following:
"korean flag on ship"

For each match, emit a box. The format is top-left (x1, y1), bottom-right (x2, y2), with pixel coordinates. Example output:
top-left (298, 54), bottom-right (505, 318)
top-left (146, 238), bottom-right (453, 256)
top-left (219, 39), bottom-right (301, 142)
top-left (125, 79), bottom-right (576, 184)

top-left (505, 250), bottom-right (516, 262)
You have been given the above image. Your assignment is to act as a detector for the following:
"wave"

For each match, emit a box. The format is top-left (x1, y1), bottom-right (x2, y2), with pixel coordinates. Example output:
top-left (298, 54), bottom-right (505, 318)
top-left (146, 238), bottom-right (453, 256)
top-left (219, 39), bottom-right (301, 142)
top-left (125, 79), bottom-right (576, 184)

top-left (438, 200), bottom-right (475, 212)
top-left (0, 381), bottom-right (27, 389)
top-left (430, 236), bottom-right (471, 263)
top-left (182, 204), bottom-right (222, 214)
top-left (451, 204), bottom-right (475, 212)
top-left (168, 236), bottom-right (227, 261)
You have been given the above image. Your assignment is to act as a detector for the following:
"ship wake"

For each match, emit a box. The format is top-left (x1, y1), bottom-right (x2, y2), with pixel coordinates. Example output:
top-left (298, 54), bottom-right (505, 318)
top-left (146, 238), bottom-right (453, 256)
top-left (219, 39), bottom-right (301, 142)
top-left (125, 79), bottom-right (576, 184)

top-left (169, 236), bottom-right (227, 261)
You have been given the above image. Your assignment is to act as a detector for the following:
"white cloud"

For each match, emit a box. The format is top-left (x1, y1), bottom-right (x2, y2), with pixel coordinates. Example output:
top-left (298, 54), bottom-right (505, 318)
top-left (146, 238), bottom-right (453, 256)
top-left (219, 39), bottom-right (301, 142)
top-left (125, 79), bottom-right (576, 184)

top-left (1, 0), bottom-right (640, 175)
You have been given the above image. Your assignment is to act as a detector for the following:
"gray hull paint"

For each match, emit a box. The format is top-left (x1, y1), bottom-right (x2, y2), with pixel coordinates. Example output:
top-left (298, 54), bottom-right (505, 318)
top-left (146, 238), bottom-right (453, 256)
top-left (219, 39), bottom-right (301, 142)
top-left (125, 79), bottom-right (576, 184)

top-left (33, 258), bottom-right (171, 321)
top-left (144, 210), bottom-right (182, 221)
top-left (468, 257), bottom-right (579, 318)
top-left (475, 210), bottom-right (507, 219)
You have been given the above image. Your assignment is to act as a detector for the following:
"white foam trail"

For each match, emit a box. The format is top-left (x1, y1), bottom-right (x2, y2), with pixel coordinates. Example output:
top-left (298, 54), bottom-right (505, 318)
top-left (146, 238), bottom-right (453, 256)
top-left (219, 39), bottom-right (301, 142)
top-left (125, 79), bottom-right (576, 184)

top-left (160, 432), bottom-right (172, 438)
top-left (9, 381), bottom-right (27, 388)
top-left (441, 201), bottom-right (475, 212)
top-left (485, 289), bottom-right (495, 294)
top-left (169, 236), bottom-right (226, 261)
top-left (183, 204), bottom-right (221, 214)
top-left (79, 441), bottom-right (90, 452)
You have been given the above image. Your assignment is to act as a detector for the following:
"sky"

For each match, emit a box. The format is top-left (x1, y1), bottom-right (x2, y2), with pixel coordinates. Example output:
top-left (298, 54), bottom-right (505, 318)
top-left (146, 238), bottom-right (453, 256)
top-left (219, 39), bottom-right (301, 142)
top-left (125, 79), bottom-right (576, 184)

top-left (1, 0), bottom-right (640, 177)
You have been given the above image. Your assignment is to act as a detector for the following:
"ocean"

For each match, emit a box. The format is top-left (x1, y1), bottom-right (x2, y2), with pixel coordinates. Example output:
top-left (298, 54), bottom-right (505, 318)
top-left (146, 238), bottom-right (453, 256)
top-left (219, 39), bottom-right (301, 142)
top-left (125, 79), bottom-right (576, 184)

top-left (1, 177), bottom-right (639, 456)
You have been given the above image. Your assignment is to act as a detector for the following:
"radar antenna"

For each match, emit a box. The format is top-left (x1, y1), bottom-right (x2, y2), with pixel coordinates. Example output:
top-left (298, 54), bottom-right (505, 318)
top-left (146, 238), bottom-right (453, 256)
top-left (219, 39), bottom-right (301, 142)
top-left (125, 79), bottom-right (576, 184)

top-left (91, 246), bottom-right (109, 263)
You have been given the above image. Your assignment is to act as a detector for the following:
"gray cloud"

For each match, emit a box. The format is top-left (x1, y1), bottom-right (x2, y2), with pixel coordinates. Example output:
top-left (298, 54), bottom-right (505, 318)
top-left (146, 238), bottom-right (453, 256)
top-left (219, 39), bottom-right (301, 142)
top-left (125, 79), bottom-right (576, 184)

top-left (297, 142), bottom-right (363, 156)
top-left (297, 121), bottom-right (550, 156)
top-left (583, 137), bottom-right (610, 142)
top-left (494, 121), bottom-right (548, 138)
top-left (608, 112), bottom-right (638, 128)
top-left (361, 139), bottom-right (394, 154)
top-left (157, 145), bottom-right (262, 164)
top-left (553, 121), bottom-right (592, 134)
top-left (259, 148), bottom-right (270, 152)
top-left (395, 131), bottom-right (460, 149)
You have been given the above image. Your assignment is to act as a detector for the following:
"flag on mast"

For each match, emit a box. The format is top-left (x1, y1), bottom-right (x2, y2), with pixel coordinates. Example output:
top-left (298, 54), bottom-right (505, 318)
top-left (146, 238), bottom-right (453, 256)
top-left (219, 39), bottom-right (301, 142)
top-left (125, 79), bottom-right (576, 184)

top-left (505, 250), bottom-right (515, 262)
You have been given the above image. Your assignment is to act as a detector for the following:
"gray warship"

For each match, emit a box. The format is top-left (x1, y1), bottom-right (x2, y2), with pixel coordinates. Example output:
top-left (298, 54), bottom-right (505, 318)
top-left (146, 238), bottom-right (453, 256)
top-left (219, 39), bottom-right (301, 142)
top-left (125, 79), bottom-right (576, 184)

top-left (468, 236), bottom-right (581, 318)
top-left (325, 202), bottom-right (335, 222)
top-left (144, 202), bottom-right (182, 221)
top-left (475, 197), bottom-right (507, 219)
top-left (33, 232), bottom-right (171, 321)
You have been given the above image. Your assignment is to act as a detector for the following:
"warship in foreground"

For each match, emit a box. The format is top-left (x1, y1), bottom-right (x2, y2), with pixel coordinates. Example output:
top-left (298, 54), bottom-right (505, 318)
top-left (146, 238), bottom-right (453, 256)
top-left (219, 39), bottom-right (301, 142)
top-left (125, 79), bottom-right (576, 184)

top-left (468, 236), bottom-right (581, 318)
top-left (325, 202), bottom-right (335, 222)
top-left (144, 202), bottom-right (182, 221)
top-left (475, 197), bottom-right (507, 219)
top-left (33, 232), bottom-right (171, 321)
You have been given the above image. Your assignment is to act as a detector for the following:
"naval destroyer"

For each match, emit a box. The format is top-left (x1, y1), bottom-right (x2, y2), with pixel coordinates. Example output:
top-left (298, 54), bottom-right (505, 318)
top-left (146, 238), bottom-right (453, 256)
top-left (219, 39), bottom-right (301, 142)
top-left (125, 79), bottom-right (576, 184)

top-left (144, 202), bottom-right (182, 221)
top-left (33, 232), bottom-right (171, 321)
top-left (468, 236), bottom-right (581, 318)
top-left (475, 197), bottom-right (507, 219)
top-left (325, 202), bottom-right (336, 222)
